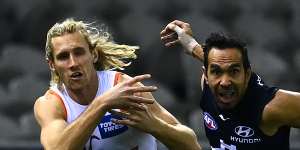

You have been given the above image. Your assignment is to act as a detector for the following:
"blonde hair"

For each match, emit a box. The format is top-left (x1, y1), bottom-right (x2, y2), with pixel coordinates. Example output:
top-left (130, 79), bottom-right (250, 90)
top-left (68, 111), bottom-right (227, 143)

top-left (45, 18), bottom-right (138, 86)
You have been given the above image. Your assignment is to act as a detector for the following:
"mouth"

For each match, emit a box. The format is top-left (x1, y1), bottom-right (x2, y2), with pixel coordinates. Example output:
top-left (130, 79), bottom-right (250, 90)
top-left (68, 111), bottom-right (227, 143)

top-left (70, 72), bottom-right (83, 80)
top-left (217, 88), bottom-right (236, 104)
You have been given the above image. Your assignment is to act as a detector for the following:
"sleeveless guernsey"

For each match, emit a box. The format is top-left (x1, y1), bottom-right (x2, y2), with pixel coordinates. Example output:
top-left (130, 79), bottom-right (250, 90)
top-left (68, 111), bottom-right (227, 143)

top-left (200, 73), bottom-right (290, 150)
top-left (49, 71), bottom-right (156, 150)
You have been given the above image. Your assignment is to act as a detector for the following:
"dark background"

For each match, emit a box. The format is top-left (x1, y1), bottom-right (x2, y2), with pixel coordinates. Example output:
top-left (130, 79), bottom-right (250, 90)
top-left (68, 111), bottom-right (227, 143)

top-left (0, 0), bottom-right (299, 149)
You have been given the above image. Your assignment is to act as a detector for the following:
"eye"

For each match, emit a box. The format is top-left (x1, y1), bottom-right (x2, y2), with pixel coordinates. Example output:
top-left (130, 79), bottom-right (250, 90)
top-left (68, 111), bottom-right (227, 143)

top-left (56, 52), bottom-right (69, 60)
top-left (74, 47), bottom-right (86, 56)
top-left (210, 68), bottom-right (222, 76)
top-left (230, 68), bottom-right (240, 75)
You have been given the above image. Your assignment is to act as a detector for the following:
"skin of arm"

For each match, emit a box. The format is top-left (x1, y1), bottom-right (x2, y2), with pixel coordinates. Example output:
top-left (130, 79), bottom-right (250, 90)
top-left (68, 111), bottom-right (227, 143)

top-left (34, 93), bottom-right (107, 150)
top-left (34, 75), bottom-right (156, 150)
top-left (113, 74), bottom-right (202, 150)
top-left (260, 89), bottom-right (300, 136)
top-left (192, 44), bottom-right (204, 62)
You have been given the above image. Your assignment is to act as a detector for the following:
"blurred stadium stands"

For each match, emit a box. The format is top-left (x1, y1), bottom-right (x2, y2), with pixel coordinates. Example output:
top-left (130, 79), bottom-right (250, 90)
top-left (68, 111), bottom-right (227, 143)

top-left (0, 0), bottom-right (299, 149)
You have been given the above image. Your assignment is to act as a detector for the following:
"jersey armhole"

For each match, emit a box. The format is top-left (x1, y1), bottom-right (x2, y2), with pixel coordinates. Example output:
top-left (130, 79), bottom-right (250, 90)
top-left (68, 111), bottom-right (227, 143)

top-left (114, 72), bottom-right (122, 86)
top-left (47, 90), bottom-right (67, 121)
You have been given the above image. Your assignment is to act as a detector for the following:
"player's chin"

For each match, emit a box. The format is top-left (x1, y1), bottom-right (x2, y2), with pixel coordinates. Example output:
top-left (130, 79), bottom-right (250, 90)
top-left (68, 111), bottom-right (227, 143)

top-left (216, 97), bottom-right (238, 110)
top-left (68, 81), bottom-right (85, 90)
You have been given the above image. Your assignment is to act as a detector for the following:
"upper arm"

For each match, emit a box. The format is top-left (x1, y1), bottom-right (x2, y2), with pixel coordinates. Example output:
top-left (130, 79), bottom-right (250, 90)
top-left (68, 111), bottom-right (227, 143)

top-left (261, 90), bottom-right (300, 134)
top-left (118, 73), bottom-right (180, 125)
top-left (34, 95), bottom-right (68, 148)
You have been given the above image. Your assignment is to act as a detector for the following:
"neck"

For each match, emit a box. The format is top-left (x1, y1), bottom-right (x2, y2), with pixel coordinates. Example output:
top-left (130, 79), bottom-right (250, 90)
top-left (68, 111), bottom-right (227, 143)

top-left (66, 72), bottom-right (99, 105)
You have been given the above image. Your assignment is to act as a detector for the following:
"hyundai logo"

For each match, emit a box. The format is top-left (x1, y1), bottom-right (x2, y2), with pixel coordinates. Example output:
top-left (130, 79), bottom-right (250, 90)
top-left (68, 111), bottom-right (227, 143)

top-left (234, 126), bottom-right (254, 138)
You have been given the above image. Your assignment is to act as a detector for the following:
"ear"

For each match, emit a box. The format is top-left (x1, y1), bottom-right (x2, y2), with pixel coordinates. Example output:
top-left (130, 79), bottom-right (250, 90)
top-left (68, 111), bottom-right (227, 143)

top-left (48, 59), bottom-right (56, 72)
top-left (92, 50), bottom-right (98, 63)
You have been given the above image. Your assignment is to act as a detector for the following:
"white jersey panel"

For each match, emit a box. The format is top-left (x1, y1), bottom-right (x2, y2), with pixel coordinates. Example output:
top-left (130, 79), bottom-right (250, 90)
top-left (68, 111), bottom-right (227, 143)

top-left (50, 71), bottom-right (157, 150)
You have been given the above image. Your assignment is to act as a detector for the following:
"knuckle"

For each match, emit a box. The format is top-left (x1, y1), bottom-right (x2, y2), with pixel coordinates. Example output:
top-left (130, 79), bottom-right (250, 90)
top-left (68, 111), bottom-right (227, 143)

top-left (123, 87), bottom-right (131, 93)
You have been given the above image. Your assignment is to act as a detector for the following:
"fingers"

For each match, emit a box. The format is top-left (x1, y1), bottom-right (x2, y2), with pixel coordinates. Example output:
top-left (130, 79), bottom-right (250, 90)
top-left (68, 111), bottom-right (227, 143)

top-left (166, 24), bottom-right (185, 35)
top-left (161, 32), bottom-right (179, 47)
top-left (110, 110), bottom-right (141, 122)
top-left (126, 86), bottom-right (157, 94)
top-left (160, 24), bottom-right (176, 36)
top-left (122, 95), bottom-right (155, 104)
top-left (160, 20), bottom-right (189, 35)
top-left (161, 20), bottom-right (191, 48)
top-left (161, 32), bottom-right (177, 40)
top-left (110, 109), bottom-right (129, 118)
top-left (165, 39), bottom-right (180, 47)
top-left (111, 118), bottom-right (135, 126)
top-left (125, 74), bottom-right (151, 86)
top-left (171, 20), bottom-right (188, 27)
top-left (160, 26), bottom-right (171, 36)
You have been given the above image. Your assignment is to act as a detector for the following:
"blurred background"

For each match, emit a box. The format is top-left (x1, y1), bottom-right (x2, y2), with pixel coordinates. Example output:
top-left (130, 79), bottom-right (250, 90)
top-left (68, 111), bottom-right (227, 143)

top-left (0, 0), bottom-right (299, 149)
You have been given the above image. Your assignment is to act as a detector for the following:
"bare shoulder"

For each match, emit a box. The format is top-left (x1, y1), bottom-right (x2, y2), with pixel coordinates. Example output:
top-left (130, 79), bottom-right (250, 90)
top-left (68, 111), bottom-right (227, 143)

top-left (261, 89), bottom-right (300, 134)
top-left (264, 89), bottom-right (300, 119)
top-left (116, 72), bottom-right (146, 87)
top-left (118, 72), bottom-right (130, 83)
top-left (34, 90), bottom-right (66, 127)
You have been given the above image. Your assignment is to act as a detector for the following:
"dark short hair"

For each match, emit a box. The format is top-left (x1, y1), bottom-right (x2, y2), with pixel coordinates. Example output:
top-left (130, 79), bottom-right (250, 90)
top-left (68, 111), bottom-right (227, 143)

top-left (203, 32), bottom-right (251, 71)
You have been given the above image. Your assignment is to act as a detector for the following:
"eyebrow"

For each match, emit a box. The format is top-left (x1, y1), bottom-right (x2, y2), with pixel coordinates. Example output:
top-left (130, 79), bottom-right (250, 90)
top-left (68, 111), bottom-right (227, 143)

top-left (56, 46), bottom-right (85, 54)
top-left (55, 48), bottom-right (69, 56)
top-left (229, 63), bottom-right (241, 68)
top-left (210, 63), bottom-right (241, 69)
top-left (210, 64), bottom-right (221, 69)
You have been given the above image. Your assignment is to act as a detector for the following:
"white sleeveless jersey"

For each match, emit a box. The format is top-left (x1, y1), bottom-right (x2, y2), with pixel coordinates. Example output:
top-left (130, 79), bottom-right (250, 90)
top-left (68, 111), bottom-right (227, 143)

top-left (50, 71), bottom-right (157, 150)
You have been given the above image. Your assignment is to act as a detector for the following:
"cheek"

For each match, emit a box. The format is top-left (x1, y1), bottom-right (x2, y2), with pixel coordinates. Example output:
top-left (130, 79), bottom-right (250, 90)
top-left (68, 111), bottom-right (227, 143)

top-left (207, 80), bottom-right (218, 94)
top-left (207, 77), bottom-right (219, 87)
top-left (82, 55), bottom-right (94, 65)
top-left (56, 69), bottom-right (67, 78)
top-left (82, 59), bottom-right (96, 73)
top-left (53, 65), bottom-right (68, 77)
top-left (234, 80), bottom-right (247, 95)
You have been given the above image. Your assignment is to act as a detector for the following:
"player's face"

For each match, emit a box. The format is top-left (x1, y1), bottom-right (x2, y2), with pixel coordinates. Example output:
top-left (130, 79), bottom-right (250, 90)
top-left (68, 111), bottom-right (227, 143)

top-left (49, 32), bottom-right (97, 90)
top-left (205, 48), bottom-right (251, 110)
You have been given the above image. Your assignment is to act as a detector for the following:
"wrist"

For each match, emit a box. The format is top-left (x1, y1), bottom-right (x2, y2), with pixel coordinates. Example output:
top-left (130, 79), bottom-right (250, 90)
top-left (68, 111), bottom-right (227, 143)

top-left (95, 96), bottom-right (110, 112)
top-left (149, 116), bottom-right (168, 136)
top-left (192, 44), bottom-right (204, 61)
top-left (179, 33), bottom-right (199, 56)
top-left (184, 38), bottom-right (199, 55)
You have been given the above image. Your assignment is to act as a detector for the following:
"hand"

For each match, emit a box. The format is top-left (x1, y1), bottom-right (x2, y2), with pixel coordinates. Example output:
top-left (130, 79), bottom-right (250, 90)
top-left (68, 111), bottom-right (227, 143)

top-left (160, 20), bottom-right (199, 55)
top-left (110, 104), bottom-right (161, 134)
top-left (98, 74), bottom-right (157, 111)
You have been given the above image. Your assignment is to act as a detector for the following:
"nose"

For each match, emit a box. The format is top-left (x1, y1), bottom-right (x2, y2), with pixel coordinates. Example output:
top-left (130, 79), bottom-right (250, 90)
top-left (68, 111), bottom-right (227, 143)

top-left (219, 74), bottom-right (232, 88)
top-left (69, 54), bottom-right (79, 69)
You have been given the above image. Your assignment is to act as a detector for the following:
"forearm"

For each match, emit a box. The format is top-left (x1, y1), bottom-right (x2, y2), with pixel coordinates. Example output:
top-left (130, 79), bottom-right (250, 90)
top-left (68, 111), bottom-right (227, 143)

top-left (192, 44), bottom-right (204, 62)
top-left (151, 118), bottom-right (201, 150)
top-left (51, 100), bottom-right (107, 150)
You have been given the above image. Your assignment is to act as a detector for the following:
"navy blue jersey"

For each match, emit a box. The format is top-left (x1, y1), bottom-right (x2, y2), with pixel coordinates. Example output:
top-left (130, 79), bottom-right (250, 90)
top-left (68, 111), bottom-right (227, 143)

top-left (200, 73), bottom-right (290, 150)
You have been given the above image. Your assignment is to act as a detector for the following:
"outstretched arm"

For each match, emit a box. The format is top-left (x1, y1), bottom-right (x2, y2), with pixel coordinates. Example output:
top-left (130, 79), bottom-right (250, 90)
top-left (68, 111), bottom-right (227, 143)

top-left (260, 89), bottom-right (300, 136)
top-left (112, 74), bottom-right (202, 150)
top-left (34, 74), bottom-right (157, 150)
top-left (160, 20), bottom-right (204, 62)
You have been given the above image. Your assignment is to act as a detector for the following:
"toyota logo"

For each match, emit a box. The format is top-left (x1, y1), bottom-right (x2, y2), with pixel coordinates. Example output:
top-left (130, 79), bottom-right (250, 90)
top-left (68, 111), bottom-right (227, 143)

top-left (234, 126), bottom-right (254, 138)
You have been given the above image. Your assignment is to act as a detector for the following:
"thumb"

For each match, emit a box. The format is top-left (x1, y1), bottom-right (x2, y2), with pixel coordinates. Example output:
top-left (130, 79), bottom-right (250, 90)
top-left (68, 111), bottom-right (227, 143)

top-left (167, 24), bottom-right (176, 30)
top-left (173, 25), bottom-right (184, 35)
top-left (167, 24), bottom-right (183, 34)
